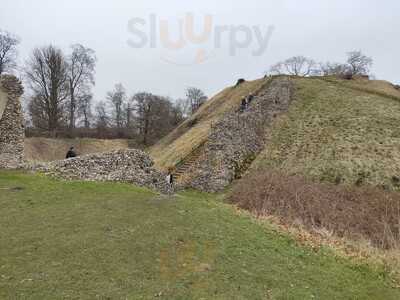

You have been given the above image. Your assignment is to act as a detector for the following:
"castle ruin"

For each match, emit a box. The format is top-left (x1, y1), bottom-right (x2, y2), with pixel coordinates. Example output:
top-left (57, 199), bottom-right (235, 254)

top-left (0, 75), bottom-right (24, 169)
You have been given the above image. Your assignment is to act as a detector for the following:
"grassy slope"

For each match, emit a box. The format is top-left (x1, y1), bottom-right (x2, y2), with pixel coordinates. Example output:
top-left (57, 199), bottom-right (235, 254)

top-left (323, 76), bottom-right (400, 100)
top-left (25, 138), bottom-right (130, 162)
top-left (0, 171), bottom-right (399, 299)
top-left (150, 78), bottom-right (269, 170)
top-left (254, 77), bottom-right (400, 189)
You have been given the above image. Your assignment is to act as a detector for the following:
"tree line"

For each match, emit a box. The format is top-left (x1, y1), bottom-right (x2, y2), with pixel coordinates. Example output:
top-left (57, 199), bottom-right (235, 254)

top-left (0, 29), bottom-right (207, 146)
top-left (268, 50), bottom-right (373, 78)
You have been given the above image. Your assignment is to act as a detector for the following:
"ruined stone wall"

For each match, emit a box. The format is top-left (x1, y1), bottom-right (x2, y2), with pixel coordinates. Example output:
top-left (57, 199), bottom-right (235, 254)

top-left (190, 77), bottom-right (294, 192)
top-left (31, 149), bottom-right (173, 194)
top-left (0, 75), bottom-right (24, 169)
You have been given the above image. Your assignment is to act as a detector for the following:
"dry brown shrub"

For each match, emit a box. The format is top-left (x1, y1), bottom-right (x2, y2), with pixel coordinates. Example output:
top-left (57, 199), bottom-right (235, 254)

top-left (228, 170), bottom-right (400, 249)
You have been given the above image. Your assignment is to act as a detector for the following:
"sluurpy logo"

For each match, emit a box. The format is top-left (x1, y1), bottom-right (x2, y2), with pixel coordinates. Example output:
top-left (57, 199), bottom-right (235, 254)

top-left (127, 13), bottom-right (275, 66)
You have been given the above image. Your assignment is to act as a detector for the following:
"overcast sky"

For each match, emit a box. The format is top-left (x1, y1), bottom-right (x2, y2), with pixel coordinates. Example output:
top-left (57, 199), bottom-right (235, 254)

top-left (1, 0), bottom-right (399, 101)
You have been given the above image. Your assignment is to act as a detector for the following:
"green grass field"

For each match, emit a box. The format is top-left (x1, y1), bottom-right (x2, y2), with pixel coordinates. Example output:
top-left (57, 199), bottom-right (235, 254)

top-left (0, 171), bottom-right (399, 299)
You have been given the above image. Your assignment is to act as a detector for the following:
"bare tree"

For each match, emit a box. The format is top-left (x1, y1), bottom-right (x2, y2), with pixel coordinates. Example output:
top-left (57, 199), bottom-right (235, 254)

top-left (67, 44), bottom-right (96, 130)
top-left (132, 92), bottom-right (155, 145)
top-left (319, 62), bottom-right (351, 76)
top-left (170, 100), bottom-right (185, 126)
top-left (28, 94), bottom-right (50, 130)
top-left (77, 92), bottom-right (93, 128)
top-left (174, 98), bottom-right (190, 119)
top-left (132, 92), bottom-right (183, 145)
top-left (0, 30), bottom-right (20, 75)
top-left (185, 87), bottom-right (207, 115)
top-left (317, 51), bottom-right (373, 78)
top-left (106, 83), bottom-right (126, 129)
top-left (270, 56), bottom-right (317, 77)
top-left (25, 45), bottom-right (69, 133)
top-left (95, 101), bottom-right (109, 130)
top-left (346, 50), bottom-right (373, 76)
top-left (124, 97), bottom-right (136, 130)
top-left (269, 62), bottom-right (284, 76)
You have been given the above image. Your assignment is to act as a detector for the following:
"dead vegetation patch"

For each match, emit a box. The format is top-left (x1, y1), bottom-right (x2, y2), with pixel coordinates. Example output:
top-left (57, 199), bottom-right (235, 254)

top-left (228, 170), bottom-right (400, 250)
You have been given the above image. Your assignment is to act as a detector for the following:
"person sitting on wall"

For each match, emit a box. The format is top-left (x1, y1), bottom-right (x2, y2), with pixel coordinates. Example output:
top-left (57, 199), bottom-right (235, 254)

top-left (66, 146), bottom-right (77, 159)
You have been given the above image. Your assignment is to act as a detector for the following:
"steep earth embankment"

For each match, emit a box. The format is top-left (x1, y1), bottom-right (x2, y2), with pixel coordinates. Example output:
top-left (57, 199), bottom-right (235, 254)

top-left (151, 75), bottom-right (400, 192)
top-left (253, 77), bottom-right (400, 190)
top-left (150, 78), bottom-right (270, 170)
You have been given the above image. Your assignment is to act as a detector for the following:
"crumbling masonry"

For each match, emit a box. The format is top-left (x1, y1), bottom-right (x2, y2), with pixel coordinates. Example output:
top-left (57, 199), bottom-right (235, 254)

top-left (32, 150), bottom-right (173, 194)
top-left (0, 75), bottom-right (24, 169)
top-left (184, 77), bottom-right (294, 192)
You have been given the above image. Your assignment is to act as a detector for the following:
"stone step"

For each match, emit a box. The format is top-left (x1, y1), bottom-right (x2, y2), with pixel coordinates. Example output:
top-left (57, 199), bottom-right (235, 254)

top-left (175, 170), bottom-right (189, 173)
top-left (172, 145), bottom-right (205, 180)
top-left (174, 169), bottom-right (192, 174)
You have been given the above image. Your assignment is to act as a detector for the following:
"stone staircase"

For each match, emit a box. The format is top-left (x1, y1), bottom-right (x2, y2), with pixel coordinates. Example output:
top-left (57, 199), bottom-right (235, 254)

top-left (172, 143), bottom-right (205, 182)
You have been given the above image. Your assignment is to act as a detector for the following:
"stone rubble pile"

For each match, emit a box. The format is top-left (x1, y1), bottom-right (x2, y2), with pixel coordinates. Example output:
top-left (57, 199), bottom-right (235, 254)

top-left (31, 149), bottom-right (173, 194)
top-left (189, 77), bottom-right (294, 192)
top-left (0, 75), bottom-right (25, 169)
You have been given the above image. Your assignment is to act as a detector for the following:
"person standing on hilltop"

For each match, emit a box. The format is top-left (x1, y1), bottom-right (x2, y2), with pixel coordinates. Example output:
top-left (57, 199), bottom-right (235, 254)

top-left (66, 146), bottom-right (77, 159)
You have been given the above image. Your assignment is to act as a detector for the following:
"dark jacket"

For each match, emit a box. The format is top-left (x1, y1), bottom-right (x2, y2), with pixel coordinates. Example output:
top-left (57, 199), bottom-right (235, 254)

top-left (66, 150), bottom-right (77, 159)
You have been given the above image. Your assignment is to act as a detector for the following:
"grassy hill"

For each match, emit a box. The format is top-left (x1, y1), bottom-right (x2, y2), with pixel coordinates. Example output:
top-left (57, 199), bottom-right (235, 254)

top-left (151, 75), bottom-right (400, 191)
top-left (25, 138), bottom-right (130, 162)
top-left (1, 171), bottom-right (399, 299)
top-left (253, 77), bottom-right (400, 190)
